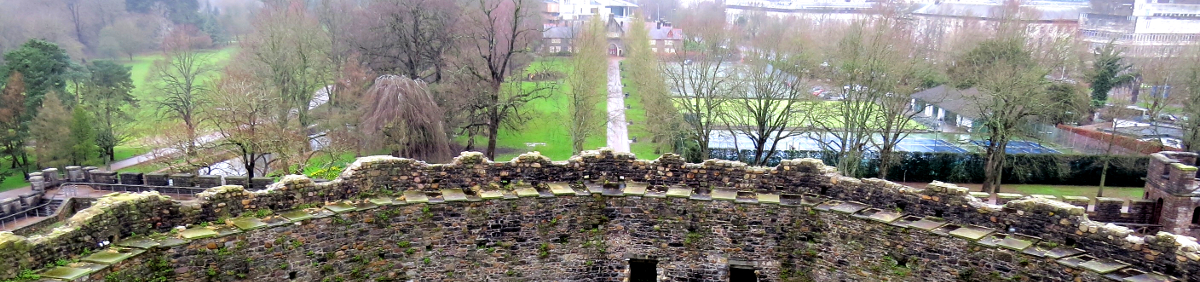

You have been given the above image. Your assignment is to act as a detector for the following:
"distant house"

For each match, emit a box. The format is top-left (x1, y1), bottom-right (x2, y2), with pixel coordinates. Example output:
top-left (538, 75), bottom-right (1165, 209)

top-left (647, 21), bottom-right (683, 55)
top-left (541, 18), bottom-right (684, 56)
top-left (911, 85), bottom-right (984, 132)
top-left (542, 26), bottom-right (577, 54)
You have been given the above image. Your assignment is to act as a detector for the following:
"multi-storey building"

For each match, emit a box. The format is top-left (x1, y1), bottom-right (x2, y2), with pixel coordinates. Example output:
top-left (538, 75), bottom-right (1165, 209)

top-left (1081, 0), bottom-right (1200, 57)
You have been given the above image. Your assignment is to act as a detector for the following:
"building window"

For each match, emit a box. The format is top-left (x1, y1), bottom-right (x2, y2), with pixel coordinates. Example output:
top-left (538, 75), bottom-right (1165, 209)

top-left (630, 259), bottom-right (657, 282)
top-left (730, 266), bottom-right (757, 281)
top-left (650, 40), bottom-right (656, 45)
top-left (550, 46), bottom-right (561, 53)
top-left (665, 40), bottom-right (673, 46)
top-left (551, 39), bottom-right (561, 44)
top-left (651, 48), bottom-right (657, 52)
top-left (666, 48), bottom-right (674, 53)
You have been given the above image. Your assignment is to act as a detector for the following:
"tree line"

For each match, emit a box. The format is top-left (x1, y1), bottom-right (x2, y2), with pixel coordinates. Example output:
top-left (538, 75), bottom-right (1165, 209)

top-left (624, 2), bottom-right (1200, 193)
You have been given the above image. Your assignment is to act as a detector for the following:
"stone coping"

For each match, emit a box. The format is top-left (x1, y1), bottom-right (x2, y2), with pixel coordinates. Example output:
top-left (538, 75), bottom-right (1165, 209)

top-left (29, 184), bottom-right (1174, 281)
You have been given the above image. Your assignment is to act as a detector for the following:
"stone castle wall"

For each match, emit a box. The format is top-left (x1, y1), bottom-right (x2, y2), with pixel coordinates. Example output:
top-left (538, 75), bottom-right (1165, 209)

top-left (1145, 152), bottom-right (1200, 238)
top-left (0, 150), bottom-right (1195, 281)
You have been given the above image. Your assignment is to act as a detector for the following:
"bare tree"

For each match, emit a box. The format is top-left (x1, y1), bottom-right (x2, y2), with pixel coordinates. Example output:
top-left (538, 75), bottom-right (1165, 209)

top-left (722, 56), bottom-right (813, 166)
top-left (1184, 45), bottom-right (1200, 153)
top-left (663, 2), bottom-right (739, 161)
top-left (150, 26), bottom-right (215, 157)
top-left (950, 37), bottom-right (1057, 193)
top-left (241, 0), bottom-right (332, 129)
top-left (1135, 47), bottom-right (1187, 134)
top-left (864, 10), bottom-right (941, 180)
top-left (204, 67), bottom-right (303, 179)
top-left (565, 17), bottom-right (607, 154)
top-left (451, 0), bottom-right (549, 159)
top-left (97, 16), bottom-right (156, 60)
top-left (811, 18), bottom-right (905, 178)
top-left (354, 0), bottom-right (459, 82)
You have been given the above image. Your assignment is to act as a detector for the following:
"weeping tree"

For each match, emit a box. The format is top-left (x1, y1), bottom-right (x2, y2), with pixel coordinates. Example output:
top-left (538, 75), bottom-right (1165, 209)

top-left (361, 75), bottom-right (454, 163)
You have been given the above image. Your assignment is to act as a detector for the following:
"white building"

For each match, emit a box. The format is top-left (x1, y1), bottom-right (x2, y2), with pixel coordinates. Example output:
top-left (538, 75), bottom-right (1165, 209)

top-left (1080, 0), bottom-right (1200, 57)
top-left (546, 0), bottom-right (639, 24)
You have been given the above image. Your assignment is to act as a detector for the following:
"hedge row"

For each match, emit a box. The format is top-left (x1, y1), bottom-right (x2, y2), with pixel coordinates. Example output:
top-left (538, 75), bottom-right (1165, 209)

top-left (709, 149), bottom-right (1149, 187)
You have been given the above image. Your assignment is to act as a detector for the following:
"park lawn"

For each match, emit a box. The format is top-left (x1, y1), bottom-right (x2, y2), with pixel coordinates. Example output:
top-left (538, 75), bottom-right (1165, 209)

top-left (465, 57), bottom-right (608, 162)
top-left (0, 145), bottom-right (152, 191)
top-left (112, 145), bottom-right (150, 162)
top-left (0, 171), bottom-right (29, 192)
top-left (1000, 184), bottom-right (1144, 201)
top-left (621, 75), bottom-right (662, 160)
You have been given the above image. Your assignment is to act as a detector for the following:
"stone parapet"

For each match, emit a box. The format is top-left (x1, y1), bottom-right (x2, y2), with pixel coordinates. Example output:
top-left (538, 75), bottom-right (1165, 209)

top-left (1, 149), bottom-right (1196, 281)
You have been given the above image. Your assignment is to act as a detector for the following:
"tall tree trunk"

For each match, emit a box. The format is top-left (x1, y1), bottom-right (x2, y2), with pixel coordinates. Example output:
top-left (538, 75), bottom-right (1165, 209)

top-left (487, 112), bottom-right (500, 160)
top-left (186, 121), bottom-right (197, 157)
top-left (983, 140), bottom-right (1008, 194)
top-left (878, 146), bottom-right (894, 180)
top-left (1098, 122), bottom-right (1118, 197)
top-left (245, 152), bottom-right (256, 180)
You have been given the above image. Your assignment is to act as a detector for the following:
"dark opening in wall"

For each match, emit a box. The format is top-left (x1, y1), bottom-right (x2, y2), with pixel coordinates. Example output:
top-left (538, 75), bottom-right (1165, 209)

top-left (729, 266), bottom-right (757, 282)
top-left (629, 259), bottom-right (657, 282)
top-left (1065, 237), bottom-right (1077, 247)
top-left (288, 271), bottom-right (296, 279)
top-left (1191, 207), bottom-right (1200, 225)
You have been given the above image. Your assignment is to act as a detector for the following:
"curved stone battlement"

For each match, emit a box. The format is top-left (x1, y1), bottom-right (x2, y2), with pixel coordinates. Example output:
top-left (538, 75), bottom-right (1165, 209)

top-left (0, 149), bottom-right (1192, 281)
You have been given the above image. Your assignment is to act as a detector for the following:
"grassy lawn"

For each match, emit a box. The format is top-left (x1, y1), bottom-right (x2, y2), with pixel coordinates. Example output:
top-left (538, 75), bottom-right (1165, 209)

top-left (465, 57), bottom-right (608, 161)
top-left (1001, 184), bottom-right (1144, 201)
top-left (112, 145), bottom-right (150, 162)
top-left (0, 145), bottom-right (151, 191)
top-left (938, 182), bottom-right (1146, 201)
top-left (620, 70), bottom-right (661, 160)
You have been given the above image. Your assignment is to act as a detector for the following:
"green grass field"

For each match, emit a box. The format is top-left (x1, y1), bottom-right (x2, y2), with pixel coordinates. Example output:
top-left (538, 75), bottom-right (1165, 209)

top-left (0, 145), bottom-right (148, 191)
top-left (620, 70), bottom-right (662, 160)
top-left (464, 57), bottom-right (608, 161)
top-left (938, 183), bottom-right (1145, 201)
top-left (1002, 184), bottom-right (1144, 201)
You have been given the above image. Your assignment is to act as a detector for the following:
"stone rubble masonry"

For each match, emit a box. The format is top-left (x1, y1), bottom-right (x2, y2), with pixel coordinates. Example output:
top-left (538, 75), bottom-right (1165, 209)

top-left (0, 149), bottom-right (1194, 281)
top-left (1145, 151), bottom-right (1200, 238)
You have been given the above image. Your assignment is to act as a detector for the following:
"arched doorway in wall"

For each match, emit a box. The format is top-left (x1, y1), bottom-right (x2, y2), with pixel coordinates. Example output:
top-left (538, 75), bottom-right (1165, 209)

top-left (607, 43), bottom-right (623, 57)
top-left (1152, 198), bottom-right (1164, 225)
top-left (1191, 207), bottom-right (1200, 225)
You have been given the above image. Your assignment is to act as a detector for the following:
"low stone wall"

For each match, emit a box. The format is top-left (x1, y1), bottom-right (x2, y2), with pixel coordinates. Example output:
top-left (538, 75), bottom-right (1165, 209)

top-left (0, 150), bottom-right (1195, 281)
top-left (10, 198), bottom-right (94, 237)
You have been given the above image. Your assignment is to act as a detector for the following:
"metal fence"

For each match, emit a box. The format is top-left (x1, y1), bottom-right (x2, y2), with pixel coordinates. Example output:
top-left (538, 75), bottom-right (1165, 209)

top-left (0, 201), bottom-right (54, 230)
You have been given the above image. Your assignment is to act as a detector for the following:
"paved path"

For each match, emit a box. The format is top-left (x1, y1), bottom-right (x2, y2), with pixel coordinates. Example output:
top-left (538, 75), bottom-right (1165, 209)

top-left (606, 58), bottom-right (631, 153)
